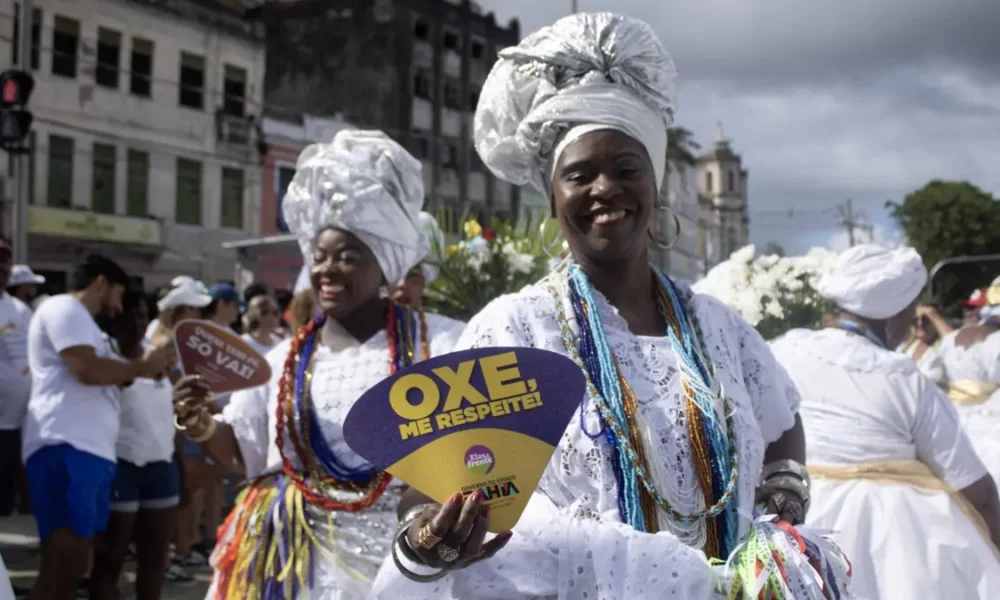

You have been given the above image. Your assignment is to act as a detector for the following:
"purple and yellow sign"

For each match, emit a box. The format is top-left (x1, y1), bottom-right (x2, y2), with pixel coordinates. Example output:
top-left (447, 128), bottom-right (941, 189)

top-left (343, 347), bottom-right (585, 532)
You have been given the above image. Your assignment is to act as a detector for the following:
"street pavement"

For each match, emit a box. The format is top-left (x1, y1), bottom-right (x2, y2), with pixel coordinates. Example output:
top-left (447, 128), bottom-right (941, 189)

top-left (1, 514), bottom-right (211, 599)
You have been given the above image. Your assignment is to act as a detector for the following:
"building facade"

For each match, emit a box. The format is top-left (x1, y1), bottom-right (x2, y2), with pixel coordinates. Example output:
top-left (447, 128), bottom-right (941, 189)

top-left (0, 0), bottom-right (265, 291)
top-left (697, 125), bottom-right (749, 272)
top-left (252, 0), bottom-right (520, 236)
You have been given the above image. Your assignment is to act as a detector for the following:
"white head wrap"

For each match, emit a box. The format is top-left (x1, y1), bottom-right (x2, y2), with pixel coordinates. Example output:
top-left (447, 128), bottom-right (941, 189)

top-left (158, 278), bottom-right (212, 312)
top-left (819, 244), bottom-right (928, 320)
top-left (282, 130), bottom-right (425, 286)
top-left (474, 12), bottom-right (676, 195)
top-left (416, 211), bottom-right (445, 283)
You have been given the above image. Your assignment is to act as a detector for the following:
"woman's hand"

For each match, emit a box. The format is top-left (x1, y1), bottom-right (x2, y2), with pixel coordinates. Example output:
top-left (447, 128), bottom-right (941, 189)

top-left (405, 491), bottom-right (513, 570)
top-left (756, 481), bottom-right (807, 525)
top-left (173, 374), bottom-right (212, 427)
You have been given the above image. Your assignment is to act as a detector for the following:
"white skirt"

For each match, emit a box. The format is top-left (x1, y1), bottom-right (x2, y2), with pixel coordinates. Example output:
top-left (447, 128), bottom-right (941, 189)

top-left (807, 478), bottom-right (1000, 599)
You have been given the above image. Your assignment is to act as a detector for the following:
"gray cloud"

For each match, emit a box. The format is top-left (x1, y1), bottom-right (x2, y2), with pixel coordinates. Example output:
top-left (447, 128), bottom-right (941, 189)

top-left (476, 0), bottom-right (1000, 252)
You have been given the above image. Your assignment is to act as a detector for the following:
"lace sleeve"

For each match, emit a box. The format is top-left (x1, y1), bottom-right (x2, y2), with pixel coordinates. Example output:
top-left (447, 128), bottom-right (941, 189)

top-left (707, 297), bottom-right (800, 444)
top-left (454, 295), bottom-right (532, 350)
top-left (220, 382), bottom-right (271, 479)
top-left (370, 491), bottom-right (722, 600)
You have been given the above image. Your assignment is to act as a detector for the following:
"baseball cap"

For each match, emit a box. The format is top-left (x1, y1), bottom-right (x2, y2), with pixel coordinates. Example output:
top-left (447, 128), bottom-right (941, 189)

top-left (960, 289), bottom-right (988, 308)
top-left (9, 265), bottom-right (45, 286)
top-left (158, 278), bottom-right (213, 311)
top-left (210, 282), bottom-right (243, 307)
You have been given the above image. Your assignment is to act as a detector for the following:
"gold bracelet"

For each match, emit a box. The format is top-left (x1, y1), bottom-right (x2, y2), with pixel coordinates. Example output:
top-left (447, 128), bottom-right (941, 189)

top-left (188, 415), bottom-right (218, 443)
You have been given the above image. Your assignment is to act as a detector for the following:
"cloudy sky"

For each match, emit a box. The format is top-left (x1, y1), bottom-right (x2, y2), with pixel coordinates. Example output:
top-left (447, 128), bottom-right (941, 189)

top-left (476, 0), bottom-right (1000, 253)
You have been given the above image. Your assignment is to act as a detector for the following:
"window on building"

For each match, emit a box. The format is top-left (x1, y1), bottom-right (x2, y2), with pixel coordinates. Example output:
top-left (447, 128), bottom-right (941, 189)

top-left (409, 136), bottom-right (429, 160)
top-left (414, 19), bottom-right (430, 40)
top-left (91, 143), bottom-right (116, 214)
top-left (728, 170), bottom-right (735, 192)
top-left (468, 88), bottom-right (480, 111)
top-left (175, 158), bottom-right (202, 225)
top-left (12, 4), bottom-right (42, 70)
top-left (705, 172), bottom-right (713, 193)
top-left (222, 64), bottom-right (247, 116)
top-left (443, 30), bottom-right (459, 51)
top-left (178, 52), bottom-right (205, 109)
top-left (470, 40), bottom-right (485, 60)
top-left (130, 38), bottom-right (154, 97)
top-left (95, 27), bottom-right (121, 89)
top-left (52, 15), bottom-right (80, 78)
top-left (47, 135), bottom-right (74, 208)
top-left (220, 167), bottom-right (244, 230)
top-left (126, 149), bottom-right (149, 217)
top-left (276, 166), bottom-right (295, 232)
top-left (726, 226), bottom-right (738, 255)
top-left (440, 141), bottom-right (458, 168)
top-left (413, 70), bottom-right (431, 100)
top-left (443, 80), bottom-right (461, 109)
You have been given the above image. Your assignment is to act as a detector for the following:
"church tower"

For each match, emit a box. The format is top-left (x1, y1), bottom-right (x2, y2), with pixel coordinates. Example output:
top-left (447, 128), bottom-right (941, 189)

top-left (697, 123), bottom-right (749, 268)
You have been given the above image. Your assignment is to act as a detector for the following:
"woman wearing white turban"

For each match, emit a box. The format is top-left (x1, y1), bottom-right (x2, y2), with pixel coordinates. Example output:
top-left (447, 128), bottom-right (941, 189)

top-left (372, 13), bottom-right (852, 600)
top-left (170, 130), bottom-right (466, 599)
top-left (770, 244), bottom-right (1000, 599)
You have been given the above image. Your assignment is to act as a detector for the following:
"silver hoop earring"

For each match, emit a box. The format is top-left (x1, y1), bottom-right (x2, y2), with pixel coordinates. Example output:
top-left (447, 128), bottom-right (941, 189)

top-left (648, 205), bottom-right (681, 250)
top-left (539, 219), bottom-right (563, 259)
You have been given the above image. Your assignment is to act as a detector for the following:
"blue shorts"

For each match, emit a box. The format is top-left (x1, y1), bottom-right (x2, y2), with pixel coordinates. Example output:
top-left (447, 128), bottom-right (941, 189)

top-left (111, 459), bottom-right (181, 512)
top-left (25, 444), bottom-right (117, 542)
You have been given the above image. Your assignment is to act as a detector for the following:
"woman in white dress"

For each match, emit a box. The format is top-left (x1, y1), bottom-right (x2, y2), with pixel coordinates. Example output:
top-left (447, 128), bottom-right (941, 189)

top-left (771, 244), bottom-right (1000, 599)
top-left (372, 13), bottom-right (852, 599)
top-left (937, 277), bottom-right (1000, 483)
top-left (240, 293), bottom-right (285, 356)
top-left (896, 307), bottom-right (945, 383)
top-left (170, 130), bottom-right (466, 599)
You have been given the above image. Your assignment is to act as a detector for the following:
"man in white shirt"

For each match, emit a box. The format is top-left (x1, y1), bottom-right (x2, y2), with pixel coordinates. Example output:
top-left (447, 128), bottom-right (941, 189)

top-left (0, 239), bottom-right (32, 517)
top-left (22, 254), bottom-right (176, 600)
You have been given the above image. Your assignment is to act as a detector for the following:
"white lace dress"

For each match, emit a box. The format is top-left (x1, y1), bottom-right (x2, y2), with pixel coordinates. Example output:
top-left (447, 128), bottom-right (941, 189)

top-left (371, 273), bottom-right (812, 599)
top-left (939, 330), bottom-right (1000, 483)
top-left (209, 314), bottom-right (466, 600)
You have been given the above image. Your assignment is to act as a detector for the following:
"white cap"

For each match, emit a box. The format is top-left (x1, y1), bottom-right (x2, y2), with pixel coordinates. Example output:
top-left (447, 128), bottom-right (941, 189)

top-left (9, 265), bottom-right (45, 287)
top-left (157, 278), bottom-right (213, 311)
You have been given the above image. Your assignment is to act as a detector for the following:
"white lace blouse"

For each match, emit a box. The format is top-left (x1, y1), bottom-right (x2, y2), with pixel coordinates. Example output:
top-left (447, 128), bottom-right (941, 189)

top-left (372, 273), bottom-right (804, 599)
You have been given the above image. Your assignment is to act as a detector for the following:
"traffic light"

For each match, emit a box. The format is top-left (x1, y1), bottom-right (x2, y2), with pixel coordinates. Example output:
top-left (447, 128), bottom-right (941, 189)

top-left (0, 69), bottom-right (34, 153)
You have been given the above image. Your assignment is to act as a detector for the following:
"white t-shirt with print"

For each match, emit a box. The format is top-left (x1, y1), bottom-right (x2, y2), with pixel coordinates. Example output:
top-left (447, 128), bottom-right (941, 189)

top-left (117, 377), bottom-right (175, 466)
top-left (0, 293), bottom-right (33, 429)
top-left (22, 294), bottom-right (122, 462)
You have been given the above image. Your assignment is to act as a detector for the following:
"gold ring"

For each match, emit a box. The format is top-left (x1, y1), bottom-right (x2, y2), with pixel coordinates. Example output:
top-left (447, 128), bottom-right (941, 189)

top-left (417, 524), bottom-right (443, 549)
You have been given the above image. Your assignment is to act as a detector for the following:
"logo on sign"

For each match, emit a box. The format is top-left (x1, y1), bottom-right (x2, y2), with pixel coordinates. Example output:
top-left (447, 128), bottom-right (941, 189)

top-left (464, 445), bottom-right (495, 476)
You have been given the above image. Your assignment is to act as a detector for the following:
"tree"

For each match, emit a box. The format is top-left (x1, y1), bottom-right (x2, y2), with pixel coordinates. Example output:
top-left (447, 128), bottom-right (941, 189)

top-left (764, 242), bottom-right (786, 257)
top-left (888, 180), bottom-right (1000, 307)
top-left (666, 126), bottom-right (700, 167)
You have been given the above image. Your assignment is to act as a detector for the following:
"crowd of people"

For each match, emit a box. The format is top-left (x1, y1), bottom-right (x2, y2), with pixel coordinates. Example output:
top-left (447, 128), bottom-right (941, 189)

top-left (2, 10), bottom-right (1000, 600)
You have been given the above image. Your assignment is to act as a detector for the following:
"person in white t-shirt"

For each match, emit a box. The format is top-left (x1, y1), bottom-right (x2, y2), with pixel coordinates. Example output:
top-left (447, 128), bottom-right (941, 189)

top-left (91, 281), bottom-right (210, 598)
top-left (240, 293), bottom-right (284, 356)
top-left (0, 239), bottom-right (33, 518)
top-left (22, 254), bottom-right (176, 600)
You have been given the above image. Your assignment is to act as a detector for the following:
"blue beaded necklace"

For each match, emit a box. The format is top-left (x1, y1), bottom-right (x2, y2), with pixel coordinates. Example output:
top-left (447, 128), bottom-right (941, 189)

top-left (835, 319), bottom-right (885, 349)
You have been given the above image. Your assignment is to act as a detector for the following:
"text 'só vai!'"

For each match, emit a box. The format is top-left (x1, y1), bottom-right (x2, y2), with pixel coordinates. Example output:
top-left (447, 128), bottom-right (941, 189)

top-left (390, 351), bottom-right (544, 440)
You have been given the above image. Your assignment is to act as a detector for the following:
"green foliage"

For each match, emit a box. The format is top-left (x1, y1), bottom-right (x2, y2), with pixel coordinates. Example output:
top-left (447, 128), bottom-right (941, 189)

top-left (423, 212), bottom-right (562, 321)
top-left (888, 180), bottom-right (1000, 307)
top-left (753, 275), bottom-right (835, 340)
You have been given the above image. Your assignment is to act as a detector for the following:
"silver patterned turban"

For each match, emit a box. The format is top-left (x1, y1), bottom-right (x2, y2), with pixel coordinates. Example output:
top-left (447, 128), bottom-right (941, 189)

top-left (282, 130), bottom-right (425, 286)
top-left (473, 12), bottom-right (677, 195)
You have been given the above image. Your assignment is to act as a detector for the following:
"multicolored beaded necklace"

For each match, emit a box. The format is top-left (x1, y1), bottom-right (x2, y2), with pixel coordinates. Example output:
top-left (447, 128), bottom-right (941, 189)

top-left (549, 264), bottom-right (740, 560)
top-left (212, 302), bottom-right (429, 599)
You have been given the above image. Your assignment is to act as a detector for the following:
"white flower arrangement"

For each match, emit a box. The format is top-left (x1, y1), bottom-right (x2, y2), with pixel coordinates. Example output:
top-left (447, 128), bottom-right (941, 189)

top-left (693, 245), bottom-right (838, 340)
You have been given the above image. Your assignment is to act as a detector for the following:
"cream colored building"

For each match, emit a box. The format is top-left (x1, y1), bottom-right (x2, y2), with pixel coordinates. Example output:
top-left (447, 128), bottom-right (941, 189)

top-left (0, 0), bottom-right (265, 291)
top-left (697, 125), bottom-right (749, 272)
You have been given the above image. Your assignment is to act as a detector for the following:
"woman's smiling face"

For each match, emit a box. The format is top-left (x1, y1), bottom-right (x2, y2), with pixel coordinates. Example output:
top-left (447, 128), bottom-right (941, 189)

top-left (550, 129), bottom-right (657, 264)
top-left (309, 228), bottom-right (384, 320)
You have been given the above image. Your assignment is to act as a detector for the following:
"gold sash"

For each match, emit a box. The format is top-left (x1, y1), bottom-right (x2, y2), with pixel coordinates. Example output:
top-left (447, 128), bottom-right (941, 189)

top-left (809, 460), bottom-right (1000, 560)
top-left (946, 380), bottom-right (999, 406)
